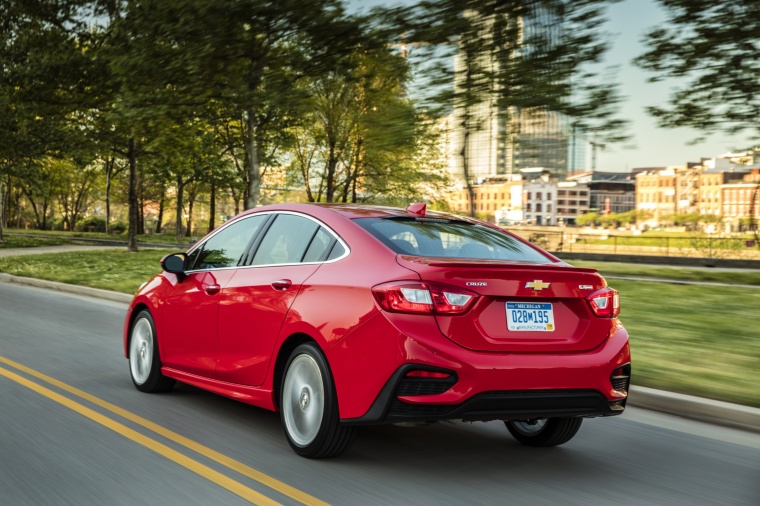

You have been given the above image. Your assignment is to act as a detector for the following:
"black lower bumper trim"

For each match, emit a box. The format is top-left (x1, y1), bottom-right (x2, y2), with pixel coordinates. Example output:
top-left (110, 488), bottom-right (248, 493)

top-left (342, 364), bottom-right (625, 425)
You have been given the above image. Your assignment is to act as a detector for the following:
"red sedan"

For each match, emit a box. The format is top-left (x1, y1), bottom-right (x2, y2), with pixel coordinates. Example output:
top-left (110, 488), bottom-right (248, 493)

top-left (124, 203), bottom-right (630, 458)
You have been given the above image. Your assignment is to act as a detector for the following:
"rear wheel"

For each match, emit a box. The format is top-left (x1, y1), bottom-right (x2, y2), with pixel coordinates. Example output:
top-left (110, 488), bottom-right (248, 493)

top-left (129, 310), bottom-right (175, 393)
top-left (280, 343), bottom-right (356, 458)
top-left (505, 417), bottom-right (582, 447)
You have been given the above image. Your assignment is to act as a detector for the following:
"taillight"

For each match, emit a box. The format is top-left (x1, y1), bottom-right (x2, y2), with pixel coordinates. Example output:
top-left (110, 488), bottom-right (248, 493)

top-left (372, 281), bottom-right (478, 315)
top-left (586, 287), bottom-right (620, 318)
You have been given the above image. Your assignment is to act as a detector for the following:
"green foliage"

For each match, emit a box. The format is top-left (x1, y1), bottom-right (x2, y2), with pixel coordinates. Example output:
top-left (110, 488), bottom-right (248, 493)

top-left (76, 216), bottom-right (107, 233)
top-left (577, 210), bottom-right (637, 227)
top-left (0, 1), bottom-right (628, 242)
top-left (576, 212), bottom-right (599, 226)
top-left (636, 0), bottom-right (760, 139)
top-left (0, 235), bottom-right (71, 249)
top-left (391, 0), bottom-right (628, 142)
top-left (0, 248), bottom-right (176, 294)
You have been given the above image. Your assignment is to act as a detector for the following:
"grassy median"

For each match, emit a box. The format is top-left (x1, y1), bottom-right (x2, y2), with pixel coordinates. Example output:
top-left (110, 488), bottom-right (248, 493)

top-left (0, 250), bottom-right (758, 407)
top-left (0, 235), bottom-right (72, 248)
top-left (0, 248), bottom-right (176, 293)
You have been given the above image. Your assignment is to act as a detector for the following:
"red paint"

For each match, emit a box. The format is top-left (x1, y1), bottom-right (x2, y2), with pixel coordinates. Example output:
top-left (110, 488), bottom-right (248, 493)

top-left (124, 203), bottom-right (630, 424)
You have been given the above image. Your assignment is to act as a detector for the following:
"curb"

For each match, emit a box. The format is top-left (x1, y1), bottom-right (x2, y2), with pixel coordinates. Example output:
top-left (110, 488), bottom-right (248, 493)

top-left (0, 273), bottom-right (133, 303)
top-left (1, 273), bottom-right (758, 434)
top-left (628, 386), bottom-right (760, 434)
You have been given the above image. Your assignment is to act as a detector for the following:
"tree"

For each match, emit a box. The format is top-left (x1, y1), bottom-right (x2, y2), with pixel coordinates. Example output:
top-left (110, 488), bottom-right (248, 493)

top-left (286, 44), bottom-right (449, 205)
top-left (635, 1), bottom-right (760, 141)
top-left (387, 0), bottom-right (628, 215)
top-left (50, 158), bottom-right (102, 231)
top-left (111, 0), bottom-right (370, 211)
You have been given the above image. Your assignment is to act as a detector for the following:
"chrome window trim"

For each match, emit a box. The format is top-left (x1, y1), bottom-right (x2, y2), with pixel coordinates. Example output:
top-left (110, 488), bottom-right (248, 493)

top-left (184, 210), bottom-right (350, 274)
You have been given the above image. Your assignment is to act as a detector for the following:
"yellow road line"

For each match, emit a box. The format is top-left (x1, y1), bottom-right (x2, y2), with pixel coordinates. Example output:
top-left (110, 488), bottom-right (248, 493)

top-left (0, 365), bottom-right (280, 506)
top-left (0, 356), bottom-right (330, 506)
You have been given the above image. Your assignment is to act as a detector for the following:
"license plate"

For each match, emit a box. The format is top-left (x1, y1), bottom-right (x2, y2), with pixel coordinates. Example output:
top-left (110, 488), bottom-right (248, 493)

top-left (506, 302), bottom-right (555, 332)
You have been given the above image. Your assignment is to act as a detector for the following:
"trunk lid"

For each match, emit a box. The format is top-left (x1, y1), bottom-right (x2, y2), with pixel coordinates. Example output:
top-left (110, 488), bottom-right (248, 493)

top-left (397, 256), bottom-right (613, 353)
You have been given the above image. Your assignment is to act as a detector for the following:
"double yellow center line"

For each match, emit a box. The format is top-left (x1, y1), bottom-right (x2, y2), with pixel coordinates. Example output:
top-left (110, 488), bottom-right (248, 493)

top-left (0, 356), bottom-right (329, 506)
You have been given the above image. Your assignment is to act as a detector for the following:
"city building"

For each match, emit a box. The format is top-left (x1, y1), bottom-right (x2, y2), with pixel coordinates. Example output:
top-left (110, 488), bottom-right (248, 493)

top-left (448, 6), bottom-right (588, 187)
top-left (447, 175), bottom-right (523, 222)
top-left (635, 167), bottom-right (678, 226)
top-left (567, 171), bottom-right (635, 215)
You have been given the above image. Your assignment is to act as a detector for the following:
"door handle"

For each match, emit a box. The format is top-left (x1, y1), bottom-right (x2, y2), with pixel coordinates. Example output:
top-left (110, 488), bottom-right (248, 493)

top-left (204, 284), bottom-right (221, 295)
top-left (271, 279), bottom-right (292, 290)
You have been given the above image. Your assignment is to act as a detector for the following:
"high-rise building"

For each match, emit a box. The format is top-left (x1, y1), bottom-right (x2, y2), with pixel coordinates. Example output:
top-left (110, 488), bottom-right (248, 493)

top-left (448, 4), bottom-right (588, 185)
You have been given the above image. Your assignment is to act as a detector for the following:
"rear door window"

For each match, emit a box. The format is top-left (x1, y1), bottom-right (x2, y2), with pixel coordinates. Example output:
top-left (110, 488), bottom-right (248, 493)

top-left (252, 214), bottom-right (320, 265)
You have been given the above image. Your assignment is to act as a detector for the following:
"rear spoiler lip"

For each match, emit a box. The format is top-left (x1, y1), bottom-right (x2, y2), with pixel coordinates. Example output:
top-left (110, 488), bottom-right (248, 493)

top-left (396, 255), bottom-right (599, 274)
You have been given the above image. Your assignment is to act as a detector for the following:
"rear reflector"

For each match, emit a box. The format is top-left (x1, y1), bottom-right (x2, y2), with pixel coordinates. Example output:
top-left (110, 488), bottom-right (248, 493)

top-left (372, 281), bottom-right (478, 315)
top-left (405, 370), bottom-right (452, 379)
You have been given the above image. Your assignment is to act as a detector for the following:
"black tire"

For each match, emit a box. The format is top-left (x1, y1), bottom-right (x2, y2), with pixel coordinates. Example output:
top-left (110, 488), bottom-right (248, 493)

top-left (279, 343), bottom-right (356, 458)
top-left (128, 310), bottom-right (175, 393)
top-left (505, 417), bottom-right (582, 447)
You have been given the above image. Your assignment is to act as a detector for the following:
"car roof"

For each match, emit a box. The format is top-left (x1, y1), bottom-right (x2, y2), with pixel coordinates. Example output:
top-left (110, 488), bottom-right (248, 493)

top-left (243, 202), bottom-right (473, 222)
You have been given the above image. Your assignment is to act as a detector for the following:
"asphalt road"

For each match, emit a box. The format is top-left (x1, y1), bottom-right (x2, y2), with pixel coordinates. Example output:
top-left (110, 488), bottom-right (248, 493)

top-left (1, 283), bottom-right (758, 506)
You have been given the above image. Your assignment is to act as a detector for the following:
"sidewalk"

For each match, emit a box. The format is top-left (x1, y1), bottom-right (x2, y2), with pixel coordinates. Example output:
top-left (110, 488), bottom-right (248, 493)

top-left (0, 244), bottom-right (123, 258)
top-left (1, 252), bottom-right (758, 434)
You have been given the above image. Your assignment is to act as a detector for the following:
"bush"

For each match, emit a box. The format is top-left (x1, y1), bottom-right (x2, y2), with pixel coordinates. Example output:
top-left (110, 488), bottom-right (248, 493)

top-left (76, 216), bottom-right (107, 233)
top-left (109, 221), bottom-right (127, 234)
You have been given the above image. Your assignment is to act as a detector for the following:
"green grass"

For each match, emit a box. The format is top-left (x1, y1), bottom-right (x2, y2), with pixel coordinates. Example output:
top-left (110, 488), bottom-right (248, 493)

top-left (0, 235), bottom-right (73, 248)
top-left (0, 250), bottom-right (758, 407)
top-left (615, 280), bottom-right (760, 408)
top-left (3, 228), bottom-right (193, 245)
top-left (571, 260), bottom-right (760, 286)
top-left (0, 248), bottom-right (175, 294)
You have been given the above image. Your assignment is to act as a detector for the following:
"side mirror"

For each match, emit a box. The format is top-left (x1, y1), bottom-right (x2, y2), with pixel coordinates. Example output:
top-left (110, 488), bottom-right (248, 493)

top-left (161, 253), bottom-right (187, 281)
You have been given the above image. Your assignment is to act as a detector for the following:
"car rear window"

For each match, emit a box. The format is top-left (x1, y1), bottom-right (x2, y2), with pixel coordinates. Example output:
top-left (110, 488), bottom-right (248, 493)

top-left (355, 217), bottom-right (550, 262)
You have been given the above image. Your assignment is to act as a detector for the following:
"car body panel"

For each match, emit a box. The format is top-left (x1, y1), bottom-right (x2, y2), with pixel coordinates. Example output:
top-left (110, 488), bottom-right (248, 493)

top-left (396, 256), bottom-right (613, 353)
top-left (124, 202), bottom-right (630, 428)
top-left (216, 263), bottom-right (320, 386)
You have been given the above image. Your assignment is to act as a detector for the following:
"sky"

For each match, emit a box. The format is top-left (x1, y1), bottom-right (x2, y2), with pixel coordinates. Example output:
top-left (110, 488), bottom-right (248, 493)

top-left (347, 0), bottom-right (755, 172)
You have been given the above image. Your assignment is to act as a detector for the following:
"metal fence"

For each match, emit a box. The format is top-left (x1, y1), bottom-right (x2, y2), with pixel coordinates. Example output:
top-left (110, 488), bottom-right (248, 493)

top-left (509, 228), bottom-right (760, 260)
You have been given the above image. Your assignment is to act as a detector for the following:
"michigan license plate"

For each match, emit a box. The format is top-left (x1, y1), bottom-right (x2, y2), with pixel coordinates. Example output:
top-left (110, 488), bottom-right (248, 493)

top-left (506, 302), bottom-right (555, 332)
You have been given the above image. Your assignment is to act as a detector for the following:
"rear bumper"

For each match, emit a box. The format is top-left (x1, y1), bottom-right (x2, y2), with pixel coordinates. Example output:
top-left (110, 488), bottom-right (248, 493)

top-left (344, 363), bottom-right (624, 425)
top-left (329, 312), bottom-right (631, 422)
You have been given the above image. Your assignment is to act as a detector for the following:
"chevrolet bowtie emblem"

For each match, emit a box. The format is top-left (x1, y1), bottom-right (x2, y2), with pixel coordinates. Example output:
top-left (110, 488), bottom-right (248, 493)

top-left (525, 280), bottom-right (551, 291)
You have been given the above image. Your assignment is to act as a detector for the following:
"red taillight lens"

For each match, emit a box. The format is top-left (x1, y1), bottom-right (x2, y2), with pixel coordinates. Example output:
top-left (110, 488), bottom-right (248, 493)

top-left (372, 281), bottom-right (478, 315)
top-left (586, 287), bottom-right (620, 318)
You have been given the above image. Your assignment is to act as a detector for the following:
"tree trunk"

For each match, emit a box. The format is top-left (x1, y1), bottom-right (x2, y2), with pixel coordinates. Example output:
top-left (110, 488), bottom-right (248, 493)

top-left (462, 127), bottom-right (476, 218)
top-left (138, 164), bottom-right (145, 236)
top-left (41, 200), bottom-right (49, 230)
top-left (185, 198), bottom-right (194, 238)
top-left (325, 141), bottom-right (338, 202)
top-left (127, 137), bottom-right (139, 252)
top-left (245, 111), bottom-right (261, 210)
top-left (104, 157), bottom-right (113, 234)
top-left (208, 180), bottom-right (216, 233)
top-left (0, 171), bottom-right (4, 242)
top-left (156, 193), bottom-right (164, 234)
top-left (175, 176), bottom-right (184, 243)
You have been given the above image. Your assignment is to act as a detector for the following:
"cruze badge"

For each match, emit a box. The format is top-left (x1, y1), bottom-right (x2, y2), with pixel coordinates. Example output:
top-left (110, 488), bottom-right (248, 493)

top-left (525, 280), bottom-right (550, 291)
top-left (466, 281), bottom-right (487, 287)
